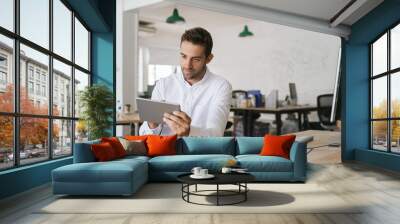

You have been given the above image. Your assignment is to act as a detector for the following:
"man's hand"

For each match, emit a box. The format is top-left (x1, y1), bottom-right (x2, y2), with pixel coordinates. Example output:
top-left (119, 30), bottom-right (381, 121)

top-left (163, 111), bottom-right (191, 136)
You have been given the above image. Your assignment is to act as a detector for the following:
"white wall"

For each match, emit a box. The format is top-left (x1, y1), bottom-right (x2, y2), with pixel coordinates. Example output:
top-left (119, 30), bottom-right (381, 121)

top-left (211, 21), bottom-right (341, 106)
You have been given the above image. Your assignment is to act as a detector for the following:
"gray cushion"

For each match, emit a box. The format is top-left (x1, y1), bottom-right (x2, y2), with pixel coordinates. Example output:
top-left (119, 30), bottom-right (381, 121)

top-left (118, 138), bottom-right (147, 156)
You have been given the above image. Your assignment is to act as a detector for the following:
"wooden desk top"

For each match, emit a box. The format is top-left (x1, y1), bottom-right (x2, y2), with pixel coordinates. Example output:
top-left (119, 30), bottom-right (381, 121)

top-left (116, 112), bottom-right (140, 124)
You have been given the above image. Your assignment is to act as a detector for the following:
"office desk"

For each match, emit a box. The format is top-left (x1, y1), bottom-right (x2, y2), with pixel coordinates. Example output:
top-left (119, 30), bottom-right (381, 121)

top-left (116, 112), bottom-right (141, 135)
top-left (230, 105), bottom-right (318, 136)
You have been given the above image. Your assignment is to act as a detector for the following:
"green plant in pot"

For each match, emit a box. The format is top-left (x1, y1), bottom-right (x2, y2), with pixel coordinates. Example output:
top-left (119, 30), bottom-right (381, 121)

top-left (79, 84), bottom-right (114, 140)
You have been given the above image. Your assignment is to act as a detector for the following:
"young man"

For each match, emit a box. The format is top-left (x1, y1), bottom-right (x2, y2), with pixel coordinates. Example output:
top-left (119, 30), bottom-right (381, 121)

top-left (139, 27), bottom-right (232, 137)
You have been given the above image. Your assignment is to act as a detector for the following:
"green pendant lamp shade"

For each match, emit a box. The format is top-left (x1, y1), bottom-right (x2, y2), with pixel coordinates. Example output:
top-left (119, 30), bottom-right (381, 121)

top-left (166, 8), bottom-right (185, 24)
top-left (239, 25), bottom-right (254, 37)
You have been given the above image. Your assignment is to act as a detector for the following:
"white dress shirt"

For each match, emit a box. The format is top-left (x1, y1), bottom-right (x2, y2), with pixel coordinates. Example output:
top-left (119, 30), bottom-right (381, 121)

top-left (139, 67), bottom-right (232, 136)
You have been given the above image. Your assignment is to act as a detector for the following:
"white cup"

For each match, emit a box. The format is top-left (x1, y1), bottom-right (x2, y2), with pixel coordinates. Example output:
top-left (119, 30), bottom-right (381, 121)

top-left (200, 169), bottom-right (208, 176)
top-left (221, 167), bottom-right (232, 174)
top-left (191, 167), bottom-right (202, 176)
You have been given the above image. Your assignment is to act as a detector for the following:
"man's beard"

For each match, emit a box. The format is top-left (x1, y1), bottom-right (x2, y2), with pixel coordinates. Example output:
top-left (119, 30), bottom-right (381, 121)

top-left (181, 66), bottom-right (206, 81)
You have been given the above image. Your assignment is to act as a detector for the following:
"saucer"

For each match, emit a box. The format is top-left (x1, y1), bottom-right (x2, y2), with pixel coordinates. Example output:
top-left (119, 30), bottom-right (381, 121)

top-left (190, 174), bottom-right (215, 179)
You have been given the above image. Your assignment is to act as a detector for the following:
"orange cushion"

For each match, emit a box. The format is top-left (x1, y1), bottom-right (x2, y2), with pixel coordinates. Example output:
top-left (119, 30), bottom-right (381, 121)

top-left (101, 137), bottom-right (126, 158)
top-left (146, 135), bottom-right (177, 157)
top-left (259, 135), bottom-right (296, 159)
top-left (91, 142), bottom-right (117, 161)
top-left (124, 135), bottom-right (149, 141)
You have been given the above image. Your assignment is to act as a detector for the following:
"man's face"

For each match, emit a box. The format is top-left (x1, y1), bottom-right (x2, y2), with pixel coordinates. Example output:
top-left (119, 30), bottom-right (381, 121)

top-left (180, 41), bottom-right (212, 81)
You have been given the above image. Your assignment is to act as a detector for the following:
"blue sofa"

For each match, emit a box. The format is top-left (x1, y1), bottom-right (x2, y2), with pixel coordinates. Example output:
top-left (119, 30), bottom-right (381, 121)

top-left (52, 137), bottom-right (307, 196)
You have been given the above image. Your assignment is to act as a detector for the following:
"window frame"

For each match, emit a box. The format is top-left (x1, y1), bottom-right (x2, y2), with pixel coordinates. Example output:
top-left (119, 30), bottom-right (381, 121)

top-left (0, 0), bottom-right (92, 171)
top-left (370, 21), bottom-right (400, 154)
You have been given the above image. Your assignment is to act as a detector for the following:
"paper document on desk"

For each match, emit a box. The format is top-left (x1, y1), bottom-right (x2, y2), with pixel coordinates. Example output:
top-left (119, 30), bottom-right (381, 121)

top-left (265, 89), bottom-right (278, 108)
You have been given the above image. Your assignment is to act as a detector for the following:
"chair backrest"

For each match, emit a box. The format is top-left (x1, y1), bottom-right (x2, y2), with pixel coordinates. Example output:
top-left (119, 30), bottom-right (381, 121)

top-left (317, 94), bottom-right (335, 126)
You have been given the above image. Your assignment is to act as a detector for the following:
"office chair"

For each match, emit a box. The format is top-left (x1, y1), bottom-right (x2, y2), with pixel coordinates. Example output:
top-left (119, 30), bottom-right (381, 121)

top-left (317, 94), bottom-right (336, 130)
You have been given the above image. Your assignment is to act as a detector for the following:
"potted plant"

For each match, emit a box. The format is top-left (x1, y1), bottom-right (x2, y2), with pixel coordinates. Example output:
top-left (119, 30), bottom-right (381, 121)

top-left (79, 84), bottom-right (114, 140)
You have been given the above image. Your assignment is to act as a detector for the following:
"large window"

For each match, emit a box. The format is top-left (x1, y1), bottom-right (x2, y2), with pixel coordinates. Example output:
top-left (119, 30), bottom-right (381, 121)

top-left (370, 23), bottom-right (400, 153)
top-left (0, 0), bottom-right (91, 171)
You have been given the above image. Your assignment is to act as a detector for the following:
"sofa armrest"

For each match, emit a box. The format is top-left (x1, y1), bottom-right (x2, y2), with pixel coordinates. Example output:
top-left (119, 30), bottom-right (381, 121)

top-left (73, 141), bottom-right (99, 163)
top-left (295, 136), bottom-right (314, 144)
top-left (289, 141), bottom-right (307, 181)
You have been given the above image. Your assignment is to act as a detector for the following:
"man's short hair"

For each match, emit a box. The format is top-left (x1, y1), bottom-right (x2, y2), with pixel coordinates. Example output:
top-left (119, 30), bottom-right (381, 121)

top-left (181, 27), bottom-right (213, 58)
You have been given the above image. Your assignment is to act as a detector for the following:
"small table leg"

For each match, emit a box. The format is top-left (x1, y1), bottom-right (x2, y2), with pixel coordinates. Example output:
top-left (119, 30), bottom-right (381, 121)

top-left (245, 183), bottom-right (248, 201)
top-left (247, 111), bottom-right (254, 136)
top-left (217, 184), bottom-right (219, 206)
top-left (297, 112), bottom-right (302, 131)
top-left (243, 111), bottom-right (249, 136)
top-left (276, 113), bottom-right (282, 135)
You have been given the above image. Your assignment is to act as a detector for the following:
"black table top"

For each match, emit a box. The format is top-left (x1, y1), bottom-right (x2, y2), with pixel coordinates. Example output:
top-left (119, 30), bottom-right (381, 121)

top-left (177, 172), bottom-right (255, 185)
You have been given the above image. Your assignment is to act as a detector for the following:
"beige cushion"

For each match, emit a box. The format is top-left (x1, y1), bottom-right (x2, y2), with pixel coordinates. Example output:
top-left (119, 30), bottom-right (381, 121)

top-left (118, 138), bottom-right (147, 156)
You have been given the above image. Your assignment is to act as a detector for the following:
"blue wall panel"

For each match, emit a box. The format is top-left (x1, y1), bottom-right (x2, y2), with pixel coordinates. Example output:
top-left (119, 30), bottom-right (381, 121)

top-left (92, 33), bottom-right (114, 88)
top-left (355, 148), bottom-right (400, 172)
top-left (343, 0), bottom-right (400, 171)
top-left (0, 158), bottom-right (72, 199)
top-left (343, 44), bottom-right (369, 160)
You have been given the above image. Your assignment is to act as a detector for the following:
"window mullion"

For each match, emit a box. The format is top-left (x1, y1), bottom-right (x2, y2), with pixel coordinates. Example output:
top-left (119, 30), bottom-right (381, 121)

top-left (13, 0), bottom-right (21, 167)
top-left (71, 10), bottom-right (76, 153)
top-left (49, 0), bottom-right (54, 160)
top-left (370, 45), bottom-right (373, 149)
top-left (388, 30), bottom-right (391, 152)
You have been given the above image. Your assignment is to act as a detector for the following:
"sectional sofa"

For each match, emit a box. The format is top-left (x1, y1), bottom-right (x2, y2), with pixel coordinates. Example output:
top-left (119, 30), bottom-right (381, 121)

top-left (52, 137), bottom-right (308, 196)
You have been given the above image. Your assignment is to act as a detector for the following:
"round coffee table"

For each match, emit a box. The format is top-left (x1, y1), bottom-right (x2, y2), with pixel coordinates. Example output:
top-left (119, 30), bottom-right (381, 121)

top-left (177, 172), bottom-right (255, 206)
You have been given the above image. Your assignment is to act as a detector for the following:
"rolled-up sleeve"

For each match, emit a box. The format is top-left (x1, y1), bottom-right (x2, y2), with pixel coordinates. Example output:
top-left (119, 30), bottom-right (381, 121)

top-left (189, 81), bottom-right (232, 137)
top-left (139, 81), bottom-right (164, 135)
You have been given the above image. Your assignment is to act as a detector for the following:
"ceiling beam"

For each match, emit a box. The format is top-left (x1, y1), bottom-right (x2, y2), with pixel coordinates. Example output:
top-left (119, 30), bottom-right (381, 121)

top-left (123, 0), bottom-right (164, 12)
top-left (167, 0), bottom-right (351, 37)
top-left (330, 0), bottom-right (368, 27)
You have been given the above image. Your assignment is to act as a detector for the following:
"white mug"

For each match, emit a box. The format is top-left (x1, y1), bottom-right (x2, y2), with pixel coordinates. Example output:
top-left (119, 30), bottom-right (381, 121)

top-left (191, 167), bottom-right (202, 176)
top-left (221, 167), bottom-right (232, 174)
top-left (200, 169), bottom-right (208, 176)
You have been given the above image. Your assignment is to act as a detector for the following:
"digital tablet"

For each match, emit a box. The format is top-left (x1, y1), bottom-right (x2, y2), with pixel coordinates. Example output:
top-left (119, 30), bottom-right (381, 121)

top-left (136, 98), bottom-right (181, 123)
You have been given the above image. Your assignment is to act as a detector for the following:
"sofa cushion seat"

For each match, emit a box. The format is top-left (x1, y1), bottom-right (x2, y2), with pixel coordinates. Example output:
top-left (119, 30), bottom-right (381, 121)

top-left (236, 155), bottom-right (293, 172)
top-left (115, 155), bottom-right (150, 163)
top-left (53, 159), bottom-right (147, 183)
top-left (149, 154), bottom-right (235, 172)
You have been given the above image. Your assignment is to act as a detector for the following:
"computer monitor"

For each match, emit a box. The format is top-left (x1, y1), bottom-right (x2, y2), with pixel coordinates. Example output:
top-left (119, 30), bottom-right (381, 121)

top-left (330, 47), bottom-right (342, 122)
top-left (289, 83), bottom-right (297, 105)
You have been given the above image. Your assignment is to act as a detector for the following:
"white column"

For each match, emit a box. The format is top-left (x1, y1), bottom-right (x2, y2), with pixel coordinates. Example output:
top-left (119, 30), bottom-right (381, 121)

top-left (116, 1), bottom-right (139, 136)
top-left (142, 47), bottom-right (150, 92)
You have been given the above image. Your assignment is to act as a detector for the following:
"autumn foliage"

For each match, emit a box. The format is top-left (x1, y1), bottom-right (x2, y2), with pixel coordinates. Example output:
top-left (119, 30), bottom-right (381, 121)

top-left (0, 84), bottom-right (59, 150)
top-left (372, 99), bottom-right (400, 141)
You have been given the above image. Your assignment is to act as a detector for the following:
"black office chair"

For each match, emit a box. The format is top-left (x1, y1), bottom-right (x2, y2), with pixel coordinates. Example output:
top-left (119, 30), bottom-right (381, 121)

top-left (317, 94), bottom-right (336, 130)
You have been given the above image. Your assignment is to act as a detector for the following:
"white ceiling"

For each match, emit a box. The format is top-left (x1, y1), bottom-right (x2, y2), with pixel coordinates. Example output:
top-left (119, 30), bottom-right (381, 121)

top-left (224, 0), bottom-right (352, 23)
top-left (139, 4), bottom-right (248, 32)
top-left (131, 0), bottom-right (384, 38)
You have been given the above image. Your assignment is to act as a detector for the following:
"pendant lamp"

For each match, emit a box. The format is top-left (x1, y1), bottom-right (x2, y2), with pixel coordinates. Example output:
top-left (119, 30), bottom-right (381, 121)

top-left (239, 25), bottom-right (254, 37)
top-left (166, 8), bottom-right (185, 24)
